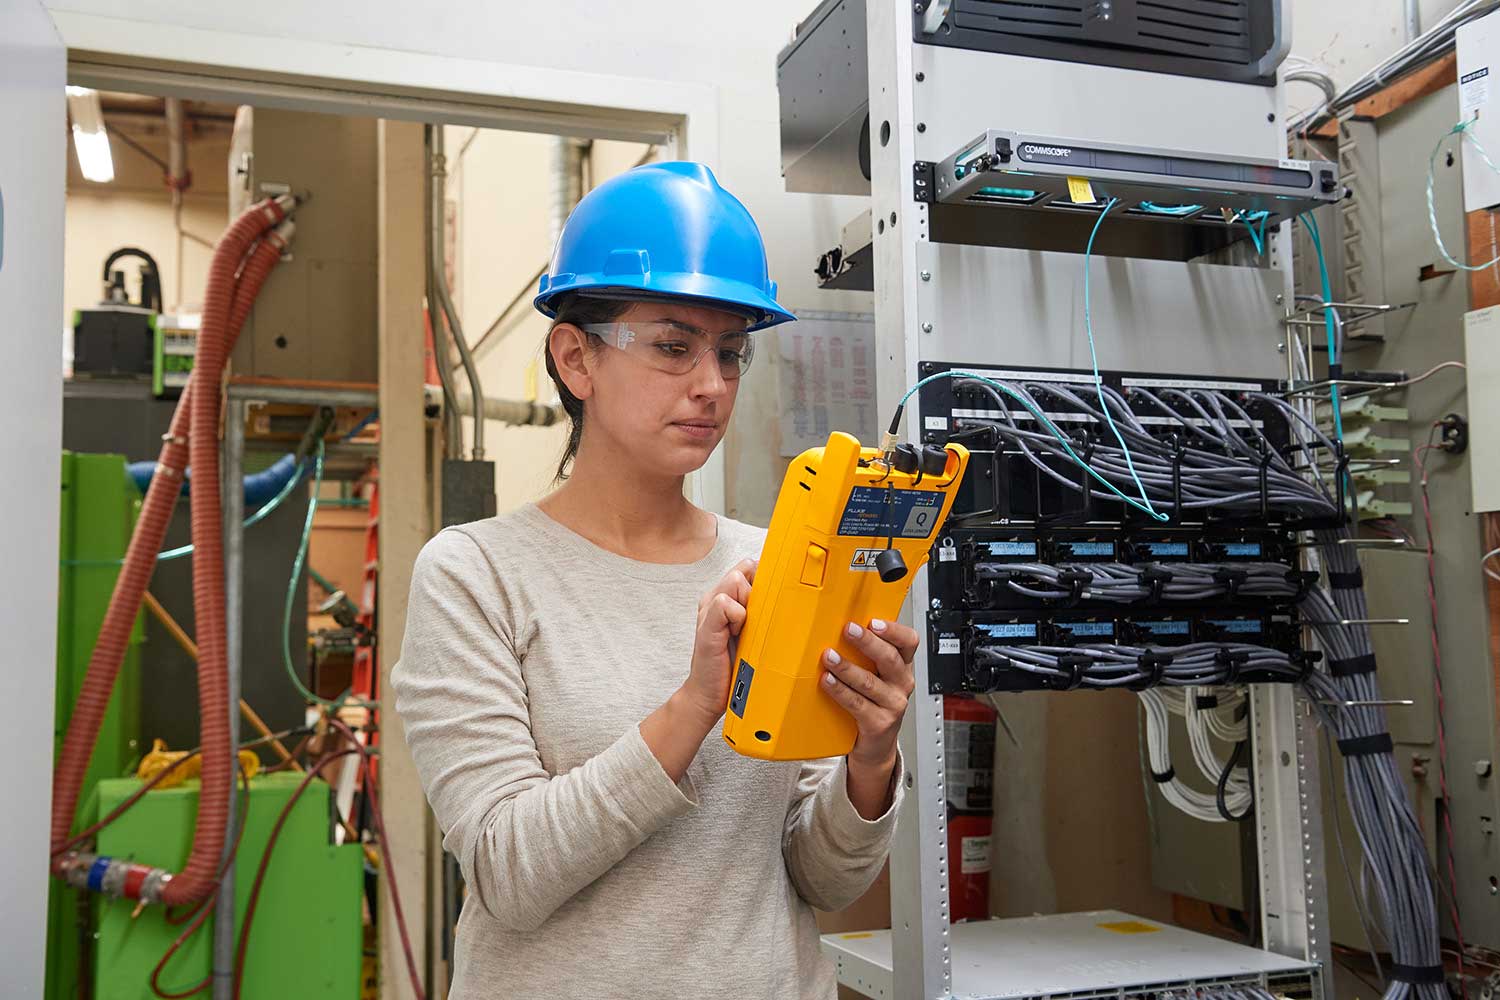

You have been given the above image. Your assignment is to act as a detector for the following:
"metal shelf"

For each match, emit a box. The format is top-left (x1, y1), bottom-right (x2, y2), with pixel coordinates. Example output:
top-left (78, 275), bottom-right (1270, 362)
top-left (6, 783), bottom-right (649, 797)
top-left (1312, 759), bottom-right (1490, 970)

top-left (824, 912), bottom-right (1320, 1000)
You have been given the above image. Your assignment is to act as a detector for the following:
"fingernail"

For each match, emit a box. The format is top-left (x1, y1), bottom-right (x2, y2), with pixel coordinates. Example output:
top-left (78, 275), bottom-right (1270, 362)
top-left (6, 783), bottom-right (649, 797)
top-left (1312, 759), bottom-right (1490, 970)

top-left (871, 618), bottom-right (887, 632)
top-left (826, 649), bottom-right (842, 665)
top-left (846, 622), bottom-right (863, 638)
top-left (822, 672), bottom-right (837, 686)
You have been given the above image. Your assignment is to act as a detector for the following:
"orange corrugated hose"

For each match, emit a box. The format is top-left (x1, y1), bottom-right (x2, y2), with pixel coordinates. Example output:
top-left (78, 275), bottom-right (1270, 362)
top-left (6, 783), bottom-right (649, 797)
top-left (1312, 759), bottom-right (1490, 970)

top-left (50, 198), bottom-right (296, 906)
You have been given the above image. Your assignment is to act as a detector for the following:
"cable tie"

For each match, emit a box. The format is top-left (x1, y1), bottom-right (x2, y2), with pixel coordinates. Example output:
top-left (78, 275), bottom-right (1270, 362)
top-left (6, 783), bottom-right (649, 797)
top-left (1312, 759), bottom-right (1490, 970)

top-left (1389, 964), bottom-right (1445, 986)
top-left (1336, 732), bottom-right (1393, 757)
top-left (1211, 567), bottom-right (1248, 598)
top-left (1290, 649), bottom-right (1323, 683)
top-left (1137, 565), bottom-right (1173, 603)
top-left (1286, 569), bottom-right (1321, 600)
top-left (1150, 766), bottom-right (1176, 784)
top-left (1128, 650), bottom-right (1172, 691)
top-left (1214, 647), bottom-right (1250, 685)
top-left (1056, 653), bottom-right (1090, 691)
top-left (1328, 568), bottom-right (1364, 590)
top-left (1329, 652), bottom-right (1377, 678)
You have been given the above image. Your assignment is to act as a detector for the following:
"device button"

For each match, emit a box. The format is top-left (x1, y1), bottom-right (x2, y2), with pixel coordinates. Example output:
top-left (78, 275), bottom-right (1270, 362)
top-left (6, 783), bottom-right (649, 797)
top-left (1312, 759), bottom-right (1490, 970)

top-left (800, 543), bottom-right (828, 587)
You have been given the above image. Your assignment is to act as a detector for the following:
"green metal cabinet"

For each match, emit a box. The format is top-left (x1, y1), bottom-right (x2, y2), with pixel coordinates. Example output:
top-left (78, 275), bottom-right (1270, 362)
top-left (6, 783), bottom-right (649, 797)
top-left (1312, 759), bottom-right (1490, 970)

top-left (48, 451), bottom-right (143, 1000)
top-left (92, 773), bottom-right (364, 999)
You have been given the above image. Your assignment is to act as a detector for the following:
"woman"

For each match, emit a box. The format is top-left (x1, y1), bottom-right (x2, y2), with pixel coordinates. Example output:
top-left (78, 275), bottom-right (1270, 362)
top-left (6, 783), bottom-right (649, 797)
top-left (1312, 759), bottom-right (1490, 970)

top-left (392, 161), bottom-right (917, 999)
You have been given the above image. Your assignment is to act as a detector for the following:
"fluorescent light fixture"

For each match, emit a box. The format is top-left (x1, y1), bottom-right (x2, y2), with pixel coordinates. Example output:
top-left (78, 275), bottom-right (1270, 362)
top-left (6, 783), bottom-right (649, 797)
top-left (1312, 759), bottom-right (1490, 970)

top-left (65, 86), bottom-right (114, 183)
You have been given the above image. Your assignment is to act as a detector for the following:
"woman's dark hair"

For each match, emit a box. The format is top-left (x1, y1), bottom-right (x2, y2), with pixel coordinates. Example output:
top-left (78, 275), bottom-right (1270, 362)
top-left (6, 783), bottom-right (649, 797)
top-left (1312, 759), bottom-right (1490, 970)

top-left (544, 294), bottom-right (632, 481)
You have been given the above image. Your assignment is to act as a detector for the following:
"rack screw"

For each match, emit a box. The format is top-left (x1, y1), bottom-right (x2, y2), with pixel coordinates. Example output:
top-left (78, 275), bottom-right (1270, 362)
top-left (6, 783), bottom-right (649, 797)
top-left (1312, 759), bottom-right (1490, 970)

top-left (930, 598), bottom-right (943, 610)
top-left (1478, 760), bottom-right (1493, 778)
top-left (922, 322), bottom-right (934, 333)
top-left (920, 270), bottom-right (931, 281)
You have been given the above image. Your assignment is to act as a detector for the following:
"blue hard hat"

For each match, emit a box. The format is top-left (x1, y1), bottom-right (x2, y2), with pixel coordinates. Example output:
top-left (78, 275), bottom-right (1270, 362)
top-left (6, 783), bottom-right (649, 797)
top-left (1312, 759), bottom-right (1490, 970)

top-left (534, 161), bottom-right (796, 332)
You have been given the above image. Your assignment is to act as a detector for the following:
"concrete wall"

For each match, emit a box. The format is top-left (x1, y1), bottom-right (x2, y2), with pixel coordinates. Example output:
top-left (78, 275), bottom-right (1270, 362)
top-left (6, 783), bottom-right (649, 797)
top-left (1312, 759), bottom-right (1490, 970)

top-left (1286, 0), bottom-right (1468, 119)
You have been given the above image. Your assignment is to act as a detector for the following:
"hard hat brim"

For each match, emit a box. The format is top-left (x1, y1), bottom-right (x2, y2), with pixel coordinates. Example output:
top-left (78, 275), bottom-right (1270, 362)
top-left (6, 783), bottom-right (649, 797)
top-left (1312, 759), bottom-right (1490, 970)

top-left (535, 271), bottom-right (796, 332)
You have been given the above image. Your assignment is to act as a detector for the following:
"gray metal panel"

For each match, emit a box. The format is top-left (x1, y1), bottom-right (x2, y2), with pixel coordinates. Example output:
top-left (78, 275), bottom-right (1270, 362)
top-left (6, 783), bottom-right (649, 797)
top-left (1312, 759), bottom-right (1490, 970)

top-left (911, 44), bottom-right (1281, 169)
top-left (1143, 716), bottom-right (1249, 910)
top-left (915, 242), bottom-right (1286, 378)
top-left (824, 910), bottom-right (1318, 1000)
top-left (778, 0), bottom-right (871, 195)
top-left (1366, 84), bottom-right (1500, 950)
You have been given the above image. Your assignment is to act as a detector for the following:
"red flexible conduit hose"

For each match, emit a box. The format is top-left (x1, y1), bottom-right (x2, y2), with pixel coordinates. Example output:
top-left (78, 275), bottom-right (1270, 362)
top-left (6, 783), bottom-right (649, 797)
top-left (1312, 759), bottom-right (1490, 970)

top-left (51, 200), bottom-right (294, 907)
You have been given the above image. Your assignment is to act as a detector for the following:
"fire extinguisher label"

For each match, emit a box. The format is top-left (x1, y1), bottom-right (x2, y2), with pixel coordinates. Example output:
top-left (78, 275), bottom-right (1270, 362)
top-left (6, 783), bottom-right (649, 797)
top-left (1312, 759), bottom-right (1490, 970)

top-left (944, 720), bottom-right (996, 813)
top-left (960, 835), bottom-right (993, 874)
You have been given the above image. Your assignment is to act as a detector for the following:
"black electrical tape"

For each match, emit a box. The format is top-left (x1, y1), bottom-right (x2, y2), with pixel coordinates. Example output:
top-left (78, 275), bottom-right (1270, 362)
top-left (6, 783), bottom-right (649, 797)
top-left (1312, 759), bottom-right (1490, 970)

top-left (1389, 964), bottom-right (1446, 986)
top-left (1328, 362), bottom-right (1344, 381)
top-left (1150, 766), bottom-right (1176, 784)
top-left (1195, 695), bottom-right (1220, 710)
top-left (1329, 653), bottom-right (1377, 678)
top-left (1328, 568), bottom-right (1364, 590)
top-left (1337, 733), bottom-right (1394, 758)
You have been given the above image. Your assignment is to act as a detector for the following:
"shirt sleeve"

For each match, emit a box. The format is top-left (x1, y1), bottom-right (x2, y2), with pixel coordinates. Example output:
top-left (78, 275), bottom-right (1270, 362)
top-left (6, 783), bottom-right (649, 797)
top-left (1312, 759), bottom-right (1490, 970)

top-left (390, 528), bottom-right (697, 932)
top-left (781, 751), bottom-right (904, 912)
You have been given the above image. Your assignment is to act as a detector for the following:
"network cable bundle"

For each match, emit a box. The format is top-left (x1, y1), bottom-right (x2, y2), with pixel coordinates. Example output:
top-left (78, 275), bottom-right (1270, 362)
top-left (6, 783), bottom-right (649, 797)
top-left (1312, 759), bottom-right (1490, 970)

top-left (901, 358), bottom-right (1443, 1000)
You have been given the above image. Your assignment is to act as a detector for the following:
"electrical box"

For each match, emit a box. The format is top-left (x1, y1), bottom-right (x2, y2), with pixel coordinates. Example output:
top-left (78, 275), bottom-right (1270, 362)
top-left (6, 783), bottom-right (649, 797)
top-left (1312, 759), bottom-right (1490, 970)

top-left (1457, 6), bottom-right (1500, 212)
top-left (232, 108), bottom-right (379, 383)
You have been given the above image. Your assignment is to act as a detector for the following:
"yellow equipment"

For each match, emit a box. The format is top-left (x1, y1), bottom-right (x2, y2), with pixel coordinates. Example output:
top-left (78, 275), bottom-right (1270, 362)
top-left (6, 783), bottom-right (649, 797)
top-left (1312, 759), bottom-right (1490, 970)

top-left (722, 431), bottom-right (969, 760)
top-left (136, 737), bottom-right (261, 789)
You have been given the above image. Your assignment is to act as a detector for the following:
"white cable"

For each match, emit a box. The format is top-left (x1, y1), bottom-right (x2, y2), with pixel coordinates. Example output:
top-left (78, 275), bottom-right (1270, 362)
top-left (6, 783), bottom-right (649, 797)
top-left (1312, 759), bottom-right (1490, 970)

top-left (1482, 545), bottom-right (1500, 583)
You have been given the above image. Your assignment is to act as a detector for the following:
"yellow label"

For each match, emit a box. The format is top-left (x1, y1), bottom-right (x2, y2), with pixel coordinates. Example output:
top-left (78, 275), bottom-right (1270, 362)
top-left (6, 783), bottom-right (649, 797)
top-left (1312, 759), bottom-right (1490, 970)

top-left (1097, 920), bottom-right (1162, 934)
top-left (839, 932), bottom-right (876, 939)
top-left (1067, 176), bottom-right (1096, 204)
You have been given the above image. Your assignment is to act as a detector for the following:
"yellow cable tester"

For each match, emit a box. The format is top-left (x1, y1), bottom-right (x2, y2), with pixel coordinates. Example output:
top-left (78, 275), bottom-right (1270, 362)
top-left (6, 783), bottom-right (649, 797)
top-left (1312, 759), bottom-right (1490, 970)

top-left (722, 432), bottom-right (969, 761)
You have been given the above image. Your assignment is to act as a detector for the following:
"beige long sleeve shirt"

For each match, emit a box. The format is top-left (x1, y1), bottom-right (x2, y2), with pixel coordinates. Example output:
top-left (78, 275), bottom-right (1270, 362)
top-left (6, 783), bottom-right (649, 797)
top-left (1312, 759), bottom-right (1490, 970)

top-left (391, 503), bottom-right (901, 999)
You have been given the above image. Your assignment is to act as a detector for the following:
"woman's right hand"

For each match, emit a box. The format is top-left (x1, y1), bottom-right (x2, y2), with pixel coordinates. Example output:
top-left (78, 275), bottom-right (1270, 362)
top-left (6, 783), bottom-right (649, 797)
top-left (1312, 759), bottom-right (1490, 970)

top-left (679, 557), bottom-right (757, 724)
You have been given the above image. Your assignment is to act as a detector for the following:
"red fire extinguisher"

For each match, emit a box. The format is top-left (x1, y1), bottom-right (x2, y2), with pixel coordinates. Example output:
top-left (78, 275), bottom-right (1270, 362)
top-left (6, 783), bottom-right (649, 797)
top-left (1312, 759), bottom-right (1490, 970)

top-left (944, 695), bottom-right (996, 923)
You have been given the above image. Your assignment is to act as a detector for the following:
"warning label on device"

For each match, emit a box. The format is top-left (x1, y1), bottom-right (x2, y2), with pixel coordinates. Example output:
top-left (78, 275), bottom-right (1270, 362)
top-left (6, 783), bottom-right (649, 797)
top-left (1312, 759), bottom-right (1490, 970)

top-left (960, 835), bottom-right (993, 874)
top-left (1463, 66), bottom-right (1491, 114)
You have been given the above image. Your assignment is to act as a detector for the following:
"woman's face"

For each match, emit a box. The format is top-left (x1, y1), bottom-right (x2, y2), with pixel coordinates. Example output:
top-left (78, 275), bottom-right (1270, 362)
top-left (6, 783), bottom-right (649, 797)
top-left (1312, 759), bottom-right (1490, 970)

top-left (552, 300), bottom-right (751, 479)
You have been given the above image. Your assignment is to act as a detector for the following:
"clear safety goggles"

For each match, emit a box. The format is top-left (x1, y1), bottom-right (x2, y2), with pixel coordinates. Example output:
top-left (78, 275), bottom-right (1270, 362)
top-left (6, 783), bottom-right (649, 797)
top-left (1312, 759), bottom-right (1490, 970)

top-left (578, 321), bottom-right (756, 379)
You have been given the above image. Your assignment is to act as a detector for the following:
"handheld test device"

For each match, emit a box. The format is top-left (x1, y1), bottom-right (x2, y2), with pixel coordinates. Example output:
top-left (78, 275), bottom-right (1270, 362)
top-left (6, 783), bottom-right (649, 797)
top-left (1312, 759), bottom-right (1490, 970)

top-left (722, 432), bottom-right (969, 761)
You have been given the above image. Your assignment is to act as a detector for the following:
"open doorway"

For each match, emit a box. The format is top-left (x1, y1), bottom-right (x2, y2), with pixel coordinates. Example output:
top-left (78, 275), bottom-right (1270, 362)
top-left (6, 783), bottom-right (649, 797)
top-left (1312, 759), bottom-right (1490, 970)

top-left (50, 75), bottom-right (679, 1000)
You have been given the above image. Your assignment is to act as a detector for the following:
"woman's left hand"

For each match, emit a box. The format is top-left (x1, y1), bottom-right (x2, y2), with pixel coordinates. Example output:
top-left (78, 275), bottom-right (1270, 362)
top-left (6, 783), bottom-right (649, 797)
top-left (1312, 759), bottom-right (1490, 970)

top-left (821, 618), bottom-right (919, 769)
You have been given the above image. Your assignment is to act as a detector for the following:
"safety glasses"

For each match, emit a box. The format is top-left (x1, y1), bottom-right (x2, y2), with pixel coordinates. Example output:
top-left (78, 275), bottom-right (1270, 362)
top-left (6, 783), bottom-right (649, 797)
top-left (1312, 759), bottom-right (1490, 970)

top-left (578, 321), bottom-right (756, 379)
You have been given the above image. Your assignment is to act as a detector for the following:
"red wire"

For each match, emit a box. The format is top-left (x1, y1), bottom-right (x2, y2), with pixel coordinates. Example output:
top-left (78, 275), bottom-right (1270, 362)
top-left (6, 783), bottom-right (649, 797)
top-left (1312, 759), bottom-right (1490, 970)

top-left (149, 766), bottom-right (253, 999)
top-left (232, 749), bottom-right (359, 999)
top-left (328, 717), bottom-right (428, 1000)
top-left (1415, 435), bottom-right (1469, 994)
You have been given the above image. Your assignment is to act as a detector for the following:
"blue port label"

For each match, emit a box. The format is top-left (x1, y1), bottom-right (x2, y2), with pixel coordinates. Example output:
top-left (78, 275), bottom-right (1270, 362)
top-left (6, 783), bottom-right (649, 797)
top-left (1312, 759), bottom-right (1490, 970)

top-left (1061, 541), bottom-right (1114, 557)
top-left (1209, 619), bottom-right (1262, 634)
top-left (986, 541), bottom-right (1038, 556)
top-left (1058, 621), bottom-right (1115, 637)
top-left (1222, 542), bottom-right (1263, 557)
top-left (1139, 620), bottom-right (1191, 635)
top-left (978, 623), bottom-right (1038, 639)
top-left (1142, 541), bottom-right (1189, 557)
